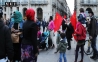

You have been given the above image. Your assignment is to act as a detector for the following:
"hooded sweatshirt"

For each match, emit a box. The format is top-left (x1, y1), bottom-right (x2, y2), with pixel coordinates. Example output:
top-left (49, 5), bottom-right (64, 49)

top-left (13, 11), bottom-right (22, 23)
top-left (57, 39), bottom-right (67, 53)
top-left (78, 13), bottom-right (86, 24)
top-left (0, 20), bottom-right (14, 60)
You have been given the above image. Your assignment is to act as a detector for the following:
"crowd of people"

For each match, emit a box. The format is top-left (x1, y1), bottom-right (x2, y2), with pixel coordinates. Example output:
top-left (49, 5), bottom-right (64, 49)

top-left (0, 7), bottom-right (98, 62)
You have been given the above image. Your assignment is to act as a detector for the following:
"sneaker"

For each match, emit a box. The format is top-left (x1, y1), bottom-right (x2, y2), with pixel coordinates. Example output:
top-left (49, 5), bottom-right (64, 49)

top-left (90, 56), bottom-right (95, 59)
top-left (67, 47), bottom-right (71, 50)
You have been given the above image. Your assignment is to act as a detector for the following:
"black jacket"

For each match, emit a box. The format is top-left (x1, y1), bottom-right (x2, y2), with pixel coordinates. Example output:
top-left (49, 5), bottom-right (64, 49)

top-left (65, 23), bottom-right (74, 39)
top-left (62, 20), bottom-right (66, 30)
top-left (22, 21), bottom-right (38, 54)
top-left (88, 16), bottom-right (97, 37)
top-left (0, 20), bottom-right (14, 60)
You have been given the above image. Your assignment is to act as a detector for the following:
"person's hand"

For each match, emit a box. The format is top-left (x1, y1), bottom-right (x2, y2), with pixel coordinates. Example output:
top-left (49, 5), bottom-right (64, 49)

top-left (89, 36), bottom-right (92, 39)
top-left (11, 28), bottom-right (15, 32)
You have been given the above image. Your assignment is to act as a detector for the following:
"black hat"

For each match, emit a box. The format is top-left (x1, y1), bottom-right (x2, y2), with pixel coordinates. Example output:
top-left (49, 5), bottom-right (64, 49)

top-left (88, 11), bottom-right (94, 15)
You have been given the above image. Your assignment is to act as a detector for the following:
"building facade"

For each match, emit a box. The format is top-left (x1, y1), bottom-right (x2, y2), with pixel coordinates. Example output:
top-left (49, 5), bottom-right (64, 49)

top-left (75, 0), bottom-right (98, 18)
top-left (0, 0), bottom-right (70, 21)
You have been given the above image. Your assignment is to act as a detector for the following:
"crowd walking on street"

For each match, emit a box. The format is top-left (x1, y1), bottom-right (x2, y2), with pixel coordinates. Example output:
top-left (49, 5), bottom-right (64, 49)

top-left (0, 6), bottom-right (98, 62)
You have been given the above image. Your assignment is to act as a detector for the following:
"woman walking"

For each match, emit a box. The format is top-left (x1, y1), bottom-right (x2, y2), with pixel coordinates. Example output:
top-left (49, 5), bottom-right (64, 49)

top-left (74, 12), bottom-right (86, 62)
top-left (48, 16), bottom-right (55, 48)
top-left (21, 8), bottom-right (38, 62)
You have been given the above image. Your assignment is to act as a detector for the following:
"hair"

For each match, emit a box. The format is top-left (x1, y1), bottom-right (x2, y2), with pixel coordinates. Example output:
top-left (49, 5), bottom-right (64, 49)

top-left (60, 33), bottom-right (66, 39)
top-left (49, 16), bottom-right (53, 22)
top-left (26, 8), bottom-right (35, 21)
top-left (79, 8), bottom-right (84, 12)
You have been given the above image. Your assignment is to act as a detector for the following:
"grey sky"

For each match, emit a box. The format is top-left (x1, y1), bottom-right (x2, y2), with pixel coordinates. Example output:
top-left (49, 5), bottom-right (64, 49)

top-left (66, 0), bottom-right (74, 14)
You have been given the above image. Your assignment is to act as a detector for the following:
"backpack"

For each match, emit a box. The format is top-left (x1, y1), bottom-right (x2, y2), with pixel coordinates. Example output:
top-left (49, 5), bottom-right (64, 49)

top-left (76, 23), bottom-right (86, 41)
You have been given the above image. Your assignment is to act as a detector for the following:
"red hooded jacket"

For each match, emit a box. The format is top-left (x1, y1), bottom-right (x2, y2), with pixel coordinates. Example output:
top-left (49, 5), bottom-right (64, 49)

top-left (75, 22), bottom-right (86, 41)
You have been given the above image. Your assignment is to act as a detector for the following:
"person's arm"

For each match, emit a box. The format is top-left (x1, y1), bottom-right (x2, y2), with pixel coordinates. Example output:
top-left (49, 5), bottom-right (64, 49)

top-left (5, 26), bottom-right (14, 61)
top-left (78, 14), bottom-right (83, 21)
top-left (31, 23), bottom-right (38, 55)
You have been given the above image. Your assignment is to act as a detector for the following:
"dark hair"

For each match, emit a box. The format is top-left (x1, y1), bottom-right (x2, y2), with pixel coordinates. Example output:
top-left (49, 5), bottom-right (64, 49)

top-left (49, 16), bottom-right (53, 22)
top-left (88, 11), bottom-right (94, 15)
top-left (79, 8), bottom-right (84, 12)
top-left (60, 33), bottom-right (66, 39)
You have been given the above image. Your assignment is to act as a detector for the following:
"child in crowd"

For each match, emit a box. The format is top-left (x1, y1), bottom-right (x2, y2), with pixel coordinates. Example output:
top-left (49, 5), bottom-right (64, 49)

top-left (55, 33), bottom-right (67, 62)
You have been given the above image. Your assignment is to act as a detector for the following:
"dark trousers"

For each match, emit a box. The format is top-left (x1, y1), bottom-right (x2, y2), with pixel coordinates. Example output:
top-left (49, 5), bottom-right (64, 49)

top-left (75, 44), bottom-right (84, 62)
top-left (67, 38), bottom-right (71, 48)
top-left (13, 43), bottom-right (21, 61)
top-left (43, 26), bottom-right (45, 32)
top-left (91, 37), bottom-right (98, 56)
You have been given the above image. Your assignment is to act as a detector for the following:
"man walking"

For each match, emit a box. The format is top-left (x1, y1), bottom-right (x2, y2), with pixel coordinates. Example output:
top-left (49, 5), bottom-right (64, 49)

top-left (88, 11), bottom-right (98, 60)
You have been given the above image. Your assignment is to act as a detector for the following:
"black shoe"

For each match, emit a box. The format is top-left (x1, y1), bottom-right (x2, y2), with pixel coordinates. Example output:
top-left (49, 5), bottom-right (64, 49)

top-left (90, 56), bottom-right (96, 59)
top-left (67, 47), bottom-right (71, 50)
top-left (46, 47), bottom-right (48, 51)
top-left (95, 55), bottom-right (98, 59)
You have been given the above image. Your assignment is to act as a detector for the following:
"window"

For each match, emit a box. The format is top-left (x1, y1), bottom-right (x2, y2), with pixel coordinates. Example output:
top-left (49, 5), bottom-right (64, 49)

top-left (84, 0), bottom-right (88, 3)
top-left (17, 7), bottom-right (19, 11)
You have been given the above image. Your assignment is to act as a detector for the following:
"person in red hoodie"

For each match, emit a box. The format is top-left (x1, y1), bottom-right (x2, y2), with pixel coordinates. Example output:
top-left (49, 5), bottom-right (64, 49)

top-left (74, 20), bottom-right (86, 62)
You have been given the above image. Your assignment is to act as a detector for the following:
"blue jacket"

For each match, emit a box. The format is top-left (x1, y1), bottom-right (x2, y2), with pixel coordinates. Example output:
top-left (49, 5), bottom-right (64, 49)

top-left (78, 14), bottom-right (86, 24)
top-left (9, 20), bottom-right (24, 29)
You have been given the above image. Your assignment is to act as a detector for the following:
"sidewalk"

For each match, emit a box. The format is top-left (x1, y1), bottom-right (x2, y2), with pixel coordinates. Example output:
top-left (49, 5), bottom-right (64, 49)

top-left (38, 26), bottom-right (98, 62)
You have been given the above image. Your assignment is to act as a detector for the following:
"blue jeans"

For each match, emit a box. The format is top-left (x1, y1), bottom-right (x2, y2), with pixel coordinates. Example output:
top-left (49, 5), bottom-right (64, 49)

top-left (59, 53), bottom-right (67, 62)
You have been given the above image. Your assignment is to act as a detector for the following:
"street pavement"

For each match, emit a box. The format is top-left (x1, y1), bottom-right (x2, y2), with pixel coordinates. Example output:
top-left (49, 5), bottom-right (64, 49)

top-left (37, 26), bottom-right (98, 62)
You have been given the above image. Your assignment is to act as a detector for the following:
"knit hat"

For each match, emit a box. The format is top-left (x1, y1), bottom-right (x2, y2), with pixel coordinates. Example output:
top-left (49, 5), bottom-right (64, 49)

top-left (26, 8), bottom-right (35, 21)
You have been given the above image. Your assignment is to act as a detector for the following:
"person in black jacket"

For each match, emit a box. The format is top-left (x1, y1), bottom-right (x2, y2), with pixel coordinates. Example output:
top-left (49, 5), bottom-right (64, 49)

top-left (88, 11), bottom-right (98, 60)
top-left (21, 8), bottom-right (38, 62)
top-left (62, 18), bottom-right (67, 32)
top-left (0, 9), bottom-right (14, 62)
top-left (65, 18), bottom-right (74, 50)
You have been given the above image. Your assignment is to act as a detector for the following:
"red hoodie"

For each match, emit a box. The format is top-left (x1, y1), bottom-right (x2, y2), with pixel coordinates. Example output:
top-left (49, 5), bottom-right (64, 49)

top-left (75, 22), bottom-right (86, 41)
